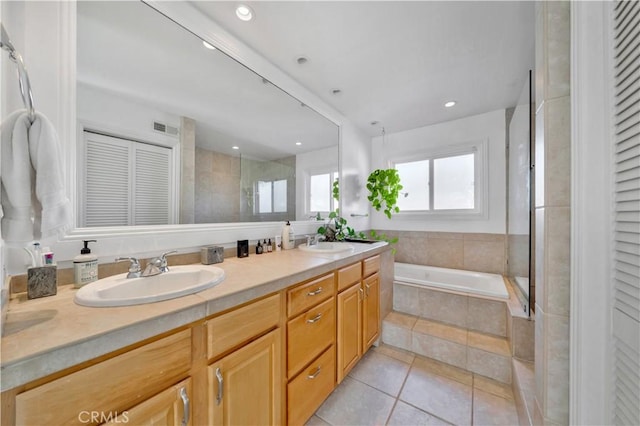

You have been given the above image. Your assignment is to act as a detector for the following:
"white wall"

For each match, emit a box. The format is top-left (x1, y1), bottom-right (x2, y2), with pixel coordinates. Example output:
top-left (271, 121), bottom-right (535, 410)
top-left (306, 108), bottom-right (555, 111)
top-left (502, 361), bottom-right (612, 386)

top-left (340, 122), bottom-right (373, 234)
top-left (370, 109), bottom-right (506, 234)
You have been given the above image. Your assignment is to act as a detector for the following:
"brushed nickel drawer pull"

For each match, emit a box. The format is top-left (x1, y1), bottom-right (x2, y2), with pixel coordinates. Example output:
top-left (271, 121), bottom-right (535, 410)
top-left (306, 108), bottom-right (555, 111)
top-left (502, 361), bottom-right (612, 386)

top-left (359, 287), bottom-right (364, 300)
top-left (179, 387), bottom-right (190, 426)
top-left (215, 367), bottom-right (224, 406)
top-left (306, 313), bottom-right (322, 323)
top-left (307, 366), bottom-right (322, 379)
top-left (365, 283), bottom-right (371, 297)
top-left (307, 287), bottom-right (323, 296)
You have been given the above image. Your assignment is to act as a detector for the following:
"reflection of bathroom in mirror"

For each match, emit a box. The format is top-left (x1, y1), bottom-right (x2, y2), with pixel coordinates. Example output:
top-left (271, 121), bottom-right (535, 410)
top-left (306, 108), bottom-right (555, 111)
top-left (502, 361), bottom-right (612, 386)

top-left (507, 70), bottom-right (534, 316)
top-left (76, 1), bottom-right (339, 227)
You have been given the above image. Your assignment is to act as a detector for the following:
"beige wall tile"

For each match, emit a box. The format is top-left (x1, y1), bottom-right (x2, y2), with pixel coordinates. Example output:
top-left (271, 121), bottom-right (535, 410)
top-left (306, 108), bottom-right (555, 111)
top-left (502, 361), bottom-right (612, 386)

top-left (464, 233), bottom-right (505, 242)
top-left (393, 283), bottom-right (420, 316)
top-left (545, 207), bottom-right (570, 316)
top-left (413, 318), bottom-right (467, 345)
top-left (467, 331), bottom-right (510, 357)
top-left (412, 333), bottom-right (467, 369)
top-left (543, 312), bottom-right (569, 424)
top-left (543, 97), bottom-right (571, 208)
top-left (419, 288), bottom-right (468, 328)
top-left (535, 208), bottom-right (546, 311)
top-left (474, 375), bottom-right (515, 400)
top-left (467, 347), bottom-right (512, 384)
top-left (535, 103), bottom-right (546, 208)
top-left (467, 298), bottom-right (507, 337)
top-left (425, 238), bottom-right (464, 269)
top-left (543, 1), bottom-right (571, 100)
top-left (382, 312), bottom-right (417, 351)
top-left (534, 304), bottom-right (544, 406)
top-left (512, 317), bottom-right (535, 361)
top-left (464, 240), bottom-right (506, 274)
top-left (393, 236), bottom-right (429, 267)
top-left (426, 232), bottom-right (464, 240)
top-left (412, 355), bottom-right (473, 386)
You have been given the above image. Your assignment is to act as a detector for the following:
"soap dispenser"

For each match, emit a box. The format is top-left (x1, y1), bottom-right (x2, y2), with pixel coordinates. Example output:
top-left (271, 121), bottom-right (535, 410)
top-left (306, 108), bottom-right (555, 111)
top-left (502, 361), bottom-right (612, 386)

top-left (74, 240), bottom-right (98, 288)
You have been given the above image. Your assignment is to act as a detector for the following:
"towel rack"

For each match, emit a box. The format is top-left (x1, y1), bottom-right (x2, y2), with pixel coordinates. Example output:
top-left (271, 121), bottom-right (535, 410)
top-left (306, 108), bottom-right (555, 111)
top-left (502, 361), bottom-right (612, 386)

top-left (1, 23), bottom-right (35, 122)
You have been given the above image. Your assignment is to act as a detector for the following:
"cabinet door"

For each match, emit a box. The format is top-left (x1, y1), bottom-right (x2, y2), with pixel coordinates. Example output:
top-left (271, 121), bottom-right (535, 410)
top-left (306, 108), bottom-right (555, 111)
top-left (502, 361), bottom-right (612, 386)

top-left (208, 329), bottom-right (282, 426)
top-left (105, 378), bottom-right (191, 426)
top-left (336, 283), bottom-right (362, 383)
top-left (362, 273), bottom-right (380, 351)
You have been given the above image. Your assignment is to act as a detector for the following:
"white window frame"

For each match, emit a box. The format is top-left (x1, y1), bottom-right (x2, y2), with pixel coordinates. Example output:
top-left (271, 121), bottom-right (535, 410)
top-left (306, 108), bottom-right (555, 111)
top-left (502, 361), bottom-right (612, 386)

top-left (255, 178), bottom-right (288, 215)
top-left (388, 140), bottom-right (488, 219)
top-left (305, 168), bottom-right (339, 217)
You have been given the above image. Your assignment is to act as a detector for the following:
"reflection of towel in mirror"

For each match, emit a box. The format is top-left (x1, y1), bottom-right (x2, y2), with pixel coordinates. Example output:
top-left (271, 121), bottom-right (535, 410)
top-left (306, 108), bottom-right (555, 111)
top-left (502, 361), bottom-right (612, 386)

top-left (1, 109), bottom-right (73, 244)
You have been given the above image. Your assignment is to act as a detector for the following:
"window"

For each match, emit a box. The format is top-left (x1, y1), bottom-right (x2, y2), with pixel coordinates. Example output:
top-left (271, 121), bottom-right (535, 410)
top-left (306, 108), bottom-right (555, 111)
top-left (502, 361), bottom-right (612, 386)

top-left (309, 171), bottom-right (338, 213)
top-left (392, 144), bottom-right (485, 216)
top-left (257, 179), bottom-right (287, 213)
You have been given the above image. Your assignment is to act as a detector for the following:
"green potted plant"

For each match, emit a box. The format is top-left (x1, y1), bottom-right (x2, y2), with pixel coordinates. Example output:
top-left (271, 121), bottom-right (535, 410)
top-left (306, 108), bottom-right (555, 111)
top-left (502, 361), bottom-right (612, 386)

top-left (366, 168), bottom-right (403, 219)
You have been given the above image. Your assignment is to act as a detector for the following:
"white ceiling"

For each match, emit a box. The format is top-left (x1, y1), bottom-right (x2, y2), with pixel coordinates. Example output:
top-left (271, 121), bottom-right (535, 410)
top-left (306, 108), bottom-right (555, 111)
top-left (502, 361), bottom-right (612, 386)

top-left (192, 1), bottom-right (535, 137)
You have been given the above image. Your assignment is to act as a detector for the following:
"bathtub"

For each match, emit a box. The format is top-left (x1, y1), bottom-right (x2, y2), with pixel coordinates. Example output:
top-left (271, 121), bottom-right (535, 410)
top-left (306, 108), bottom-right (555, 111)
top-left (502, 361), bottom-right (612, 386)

top-left (394, 262), bottom-right (509, 299)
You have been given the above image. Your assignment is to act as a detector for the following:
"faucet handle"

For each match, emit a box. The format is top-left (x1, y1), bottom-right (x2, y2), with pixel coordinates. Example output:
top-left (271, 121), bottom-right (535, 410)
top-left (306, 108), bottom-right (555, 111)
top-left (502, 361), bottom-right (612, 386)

top-left (158, 250), bottom-right (177, 272)
top-left (115, 257), bottom-right (142, 278)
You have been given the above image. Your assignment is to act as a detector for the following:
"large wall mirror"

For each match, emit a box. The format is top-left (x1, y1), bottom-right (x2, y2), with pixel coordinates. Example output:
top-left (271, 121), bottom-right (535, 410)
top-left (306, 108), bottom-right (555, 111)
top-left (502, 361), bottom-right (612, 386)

top-left (76, 1), bottom-right (339, 229)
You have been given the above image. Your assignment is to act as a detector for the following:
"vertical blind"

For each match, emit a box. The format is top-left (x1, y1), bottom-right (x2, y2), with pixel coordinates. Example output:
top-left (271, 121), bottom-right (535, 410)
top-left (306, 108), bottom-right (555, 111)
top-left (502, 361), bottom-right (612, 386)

top-left (612, 1), bottom-right (640, 424)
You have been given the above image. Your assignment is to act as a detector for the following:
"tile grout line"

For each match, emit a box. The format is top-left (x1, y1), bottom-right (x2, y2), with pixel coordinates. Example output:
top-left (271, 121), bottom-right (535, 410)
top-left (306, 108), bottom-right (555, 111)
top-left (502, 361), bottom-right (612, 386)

top-left (383, 354), bottom-right (414, 426)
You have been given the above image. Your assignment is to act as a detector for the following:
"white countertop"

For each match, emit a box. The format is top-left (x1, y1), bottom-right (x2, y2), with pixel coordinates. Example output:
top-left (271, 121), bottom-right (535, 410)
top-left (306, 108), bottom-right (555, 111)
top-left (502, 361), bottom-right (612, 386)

top-left (0, 242), bottom-right (387, 391)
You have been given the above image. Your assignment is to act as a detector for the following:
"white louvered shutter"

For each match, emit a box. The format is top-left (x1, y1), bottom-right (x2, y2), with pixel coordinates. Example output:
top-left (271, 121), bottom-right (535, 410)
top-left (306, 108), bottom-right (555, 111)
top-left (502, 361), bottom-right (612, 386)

top-left (133, 144), bottom-right (172, 225)
top-left (82, 132), bottom-right (173, 227)
top-left (612, 1), bottom-right (640, 425)
top-left (84, 133), bottom-right (131, 227)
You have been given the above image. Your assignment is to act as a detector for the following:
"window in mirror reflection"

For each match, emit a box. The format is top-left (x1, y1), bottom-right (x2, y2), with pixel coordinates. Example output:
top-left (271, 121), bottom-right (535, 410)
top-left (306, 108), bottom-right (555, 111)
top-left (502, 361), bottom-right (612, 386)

top-left (309, 171), bottom-right (338, 214)
top-left (257, 179), bottom-right (287, 214)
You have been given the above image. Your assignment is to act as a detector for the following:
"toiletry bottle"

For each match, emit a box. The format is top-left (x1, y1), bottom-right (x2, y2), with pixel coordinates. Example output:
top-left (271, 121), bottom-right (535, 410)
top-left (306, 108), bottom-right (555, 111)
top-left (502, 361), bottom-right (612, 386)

top-left (74, 240), bottom-right (98, 288)
top-left (32, 242), bottom-right (43, 267)
top-left (287, 221), bottom-right (295, 249)
top-left (256, 240), bottom-right (263, 254)
top-left (282, 221), bottom-right (291, 249)
top-left (267, 238), bottom-right (273, 253)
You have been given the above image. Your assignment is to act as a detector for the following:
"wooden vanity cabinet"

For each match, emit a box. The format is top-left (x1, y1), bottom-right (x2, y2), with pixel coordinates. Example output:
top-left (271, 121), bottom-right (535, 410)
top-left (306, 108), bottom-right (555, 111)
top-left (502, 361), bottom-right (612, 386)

top-left (336, 255), bottom-right (381, 383)
top-left (13, 329), bottom-right (193, 426)
top-left (286, 272), bottom-right (336, 425)
top-left (205, 293), bottom-right (283, 426)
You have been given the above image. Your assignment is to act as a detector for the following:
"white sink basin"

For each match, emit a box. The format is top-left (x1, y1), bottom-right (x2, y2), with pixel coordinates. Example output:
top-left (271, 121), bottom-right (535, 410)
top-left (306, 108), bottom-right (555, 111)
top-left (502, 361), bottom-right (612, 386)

top-left (74, 265), bottom-right (225, 307)
top-left (298, 242), bottom-right (354, 254)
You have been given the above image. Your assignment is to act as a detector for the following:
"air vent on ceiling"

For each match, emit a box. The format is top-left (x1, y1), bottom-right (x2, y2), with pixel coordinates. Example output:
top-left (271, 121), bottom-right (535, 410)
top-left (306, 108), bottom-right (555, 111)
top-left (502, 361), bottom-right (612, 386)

top-left (153, 121), bottom-right (179, 137)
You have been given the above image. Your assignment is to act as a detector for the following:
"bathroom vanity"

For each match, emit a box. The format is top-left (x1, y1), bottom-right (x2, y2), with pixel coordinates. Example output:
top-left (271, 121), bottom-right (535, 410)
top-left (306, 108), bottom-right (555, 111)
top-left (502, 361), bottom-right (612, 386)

top-left (0, 243), bottom-right (390, 425)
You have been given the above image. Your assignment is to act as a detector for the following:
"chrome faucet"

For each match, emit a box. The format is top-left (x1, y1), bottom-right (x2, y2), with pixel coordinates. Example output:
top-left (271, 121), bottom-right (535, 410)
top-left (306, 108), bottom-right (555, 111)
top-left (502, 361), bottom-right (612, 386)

top-left (142, 251), bottom-right (177, 277)
top-left (306, 234), bottom-right (321, 246)
top-left (115, 257), bottom-right (142, 278)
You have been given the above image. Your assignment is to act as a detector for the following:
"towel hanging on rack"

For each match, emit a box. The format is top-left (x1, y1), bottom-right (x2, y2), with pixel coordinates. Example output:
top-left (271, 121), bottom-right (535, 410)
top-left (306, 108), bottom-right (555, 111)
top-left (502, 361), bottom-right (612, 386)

top-left (1, 23), bottom-right (35, 122)
top-left (1, 109), bottom-right (73, 244)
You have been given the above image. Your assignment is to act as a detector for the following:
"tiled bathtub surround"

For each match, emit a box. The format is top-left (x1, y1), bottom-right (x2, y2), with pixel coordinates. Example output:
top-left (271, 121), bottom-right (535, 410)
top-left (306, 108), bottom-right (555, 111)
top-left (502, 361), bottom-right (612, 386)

top-left (379, 230), bottom-right (506, 275)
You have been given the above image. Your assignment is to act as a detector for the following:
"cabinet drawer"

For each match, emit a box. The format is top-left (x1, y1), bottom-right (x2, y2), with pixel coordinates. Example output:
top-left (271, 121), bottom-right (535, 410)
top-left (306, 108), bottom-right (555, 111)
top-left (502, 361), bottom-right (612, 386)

top-left (287, 273), bottom-right (335, 318)
top-left (207, 293), bottom-right (281, 360)
top-left (16, 329), bottom-right (192, 426)
top-left (287, 297), bottom-right (335, 378)
top-left (287, 345), bottom-right (336, 426)
top-left (337, 262), bottom-right (361, 292)
top-left (363, 255), bottom-right (381, 277)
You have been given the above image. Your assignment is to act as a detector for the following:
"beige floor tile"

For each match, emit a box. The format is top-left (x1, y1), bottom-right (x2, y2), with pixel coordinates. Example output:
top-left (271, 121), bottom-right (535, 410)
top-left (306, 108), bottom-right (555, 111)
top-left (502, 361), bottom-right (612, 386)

top-left (412, 333), bottom-right (467, 369)
top-left (473, 389), bottom-right (519, 426)
top-left (305, 414), bottom-right (331, 426)
top-left (399, 365), bottom-right (472, 425)
top-left (387, 401), bottom-right (452, 426)
top-left (373, 344), bottom-right (416, 364)
top-left (412, 355), bottom-right (473, 386)
top-left (315, 377), bottom-right (395, 426)
top-left (385, 311), bottom-right (419, 328)
top-left (473, 374), bottom-right (515, 401)
top-left (467, 348), bottom-right (512, 384)
top-left (467, 330), bottom-right (511, 356)
top-left (348, 350), bottom-right (411, 397)
top-left (413, 318), bottom-right (468, 345)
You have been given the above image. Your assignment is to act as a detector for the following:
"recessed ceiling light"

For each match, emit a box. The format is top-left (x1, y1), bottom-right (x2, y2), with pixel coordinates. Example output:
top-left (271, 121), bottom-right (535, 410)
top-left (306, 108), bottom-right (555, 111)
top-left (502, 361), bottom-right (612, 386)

top-left (444, 100), bottom-right (457, 108)
top-left (296, 56), bottom-right (309, 65)
top-left (232, 146), bottom-right (239, 150)
top-left (202, 40), bottom-right (216, 50)
top-left (295, 142), bottom-right (302, 146)
top-left (235, 4), bottom-right (253, 21)
top-left (370, 121), bottom-right (379, 126)
top-left (331, 89), bottom-right (342, 95)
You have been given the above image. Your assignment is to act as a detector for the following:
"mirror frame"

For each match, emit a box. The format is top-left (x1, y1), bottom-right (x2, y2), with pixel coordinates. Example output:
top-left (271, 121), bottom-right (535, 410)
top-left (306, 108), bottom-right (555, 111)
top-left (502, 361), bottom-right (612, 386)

top-left (58, 1), bottom-right (344, 260)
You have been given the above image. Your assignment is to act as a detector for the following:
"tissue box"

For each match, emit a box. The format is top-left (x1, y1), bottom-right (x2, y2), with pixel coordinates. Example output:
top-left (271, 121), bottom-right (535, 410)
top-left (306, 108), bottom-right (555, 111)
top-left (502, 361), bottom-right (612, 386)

top-left (237, 240), bottom-right (249, 258)
top-left (201, 246), bottom-right (224, 265)
top-left (27, 265), bottom-right (57, 299)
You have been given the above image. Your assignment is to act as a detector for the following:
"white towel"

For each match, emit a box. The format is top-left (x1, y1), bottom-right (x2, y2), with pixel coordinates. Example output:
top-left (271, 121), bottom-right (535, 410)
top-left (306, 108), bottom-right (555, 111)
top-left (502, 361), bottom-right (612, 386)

top-left (1, 109), bottom-right (73, 244)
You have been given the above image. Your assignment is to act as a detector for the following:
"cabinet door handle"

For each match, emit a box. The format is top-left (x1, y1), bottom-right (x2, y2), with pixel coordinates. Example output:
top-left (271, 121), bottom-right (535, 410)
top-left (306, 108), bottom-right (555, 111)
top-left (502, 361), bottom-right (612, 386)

top-left (307, 287), bottom-right (323, 296)
top-left (215, 367), bottom-right (224, 406)
top-left (179, 386), bottom-right (190, 426)
top-left (359, 287), bottom-right (364, 300)
top-left (365, 283), bottom-right (371, 297)
top-left (306, 313), bottom-right (322, 323)
top-left (307, 366), bottom-right (322, 379)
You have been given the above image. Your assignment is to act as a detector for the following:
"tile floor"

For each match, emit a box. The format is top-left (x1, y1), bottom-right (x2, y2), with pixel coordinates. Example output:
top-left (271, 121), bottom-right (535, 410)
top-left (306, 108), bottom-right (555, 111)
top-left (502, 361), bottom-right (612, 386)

top-left (307, 344), bottom-right (520, 426)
